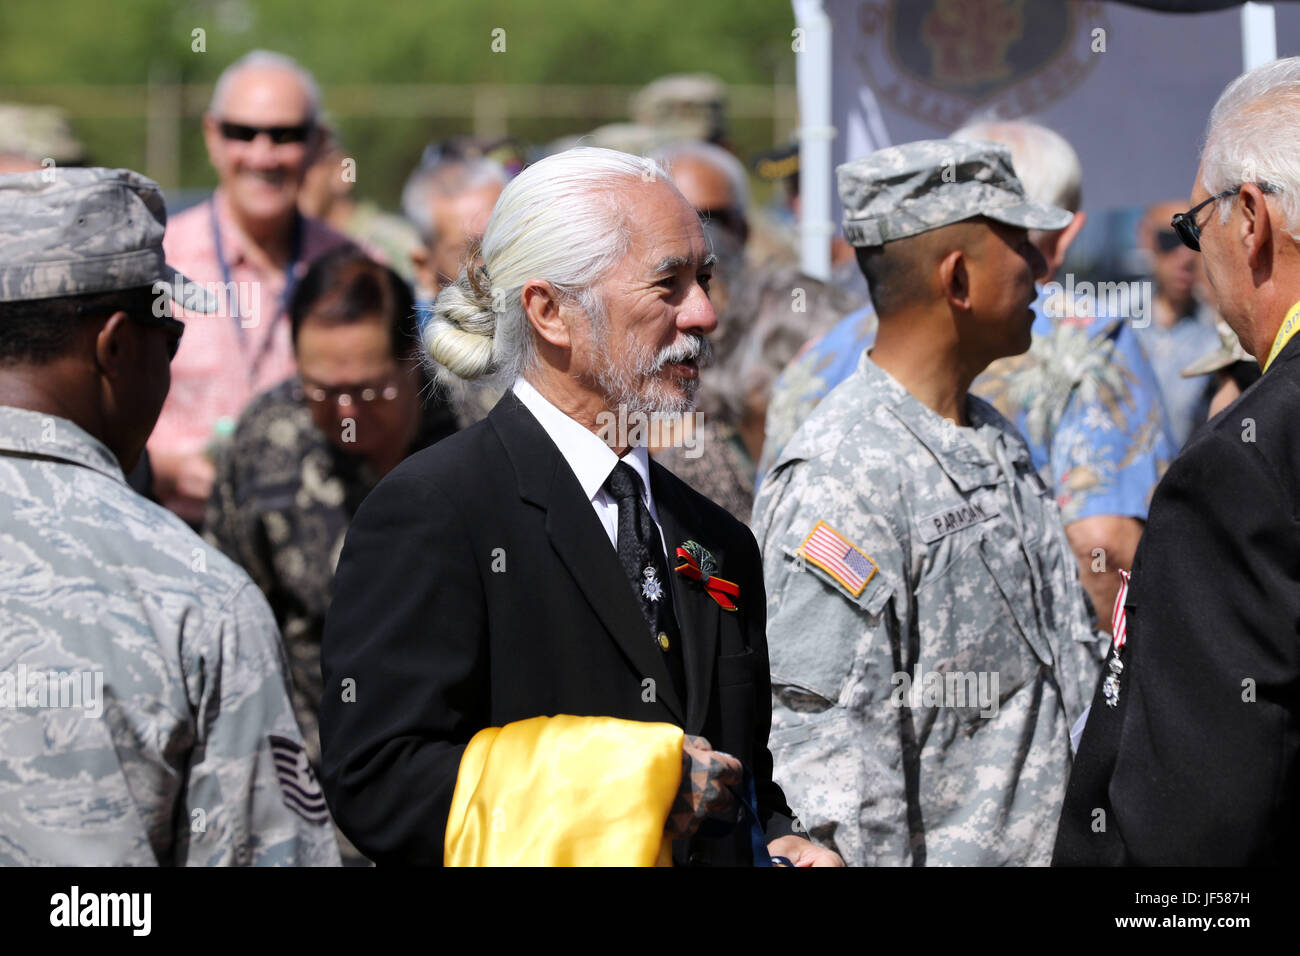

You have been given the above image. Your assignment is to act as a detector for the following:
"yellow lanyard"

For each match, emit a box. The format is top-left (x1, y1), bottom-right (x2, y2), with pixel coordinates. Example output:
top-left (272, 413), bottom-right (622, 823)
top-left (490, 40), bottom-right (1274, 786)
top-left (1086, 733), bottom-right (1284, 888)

top-left (1264, 300), bottom-right (1300, 372)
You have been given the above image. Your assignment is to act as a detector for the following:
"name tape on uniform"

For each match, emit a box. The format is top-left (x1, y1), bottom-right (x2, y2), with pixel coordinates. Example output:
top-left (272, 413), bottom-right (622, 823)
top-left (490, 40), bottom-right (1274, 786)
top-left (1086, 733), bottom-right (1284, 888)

top-left (798, 521), bottom-right (878, 597)
top-left (916, 499), bottom-right (1000, 544)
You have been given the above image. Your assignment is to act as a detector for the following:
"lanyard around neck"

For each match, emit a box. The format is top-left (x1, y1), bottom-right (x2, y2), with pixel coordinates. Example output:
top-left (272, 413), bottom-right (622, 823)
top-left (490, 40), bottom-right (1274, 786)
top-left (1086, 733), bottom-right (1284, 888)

top-left (1264, 300), bottom-right (1300, 373)
top-left (209, 200), bottom-right (304, 375)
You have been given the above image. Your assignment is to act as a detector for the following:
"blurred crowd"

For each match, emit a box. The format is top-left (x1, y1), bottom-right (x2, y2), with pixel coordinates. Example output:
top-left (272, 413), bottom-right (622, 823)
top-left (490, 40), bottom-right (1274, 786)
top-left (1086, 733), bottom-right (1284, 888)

top-left (0, 48), bottom-right (1262, 867)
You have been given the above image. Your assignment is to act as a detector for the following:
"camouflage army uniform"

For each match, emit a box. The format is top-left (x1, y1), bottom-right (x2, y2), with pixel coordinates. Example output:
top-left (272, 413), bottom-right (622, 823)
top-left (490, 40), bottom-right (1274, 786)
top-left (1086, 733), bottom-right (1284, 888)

top-left (0, 406), bottom-right (340, 866)
top-left (753, 353), bottom-right (1105, 866)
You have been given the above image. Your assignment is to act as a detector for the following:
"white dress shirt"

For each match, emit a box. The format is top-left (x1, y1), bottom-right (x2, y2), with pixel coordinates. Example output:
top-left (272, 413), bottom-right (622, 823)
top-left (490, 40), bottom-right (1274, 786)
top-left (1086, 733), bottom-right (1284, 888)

top-left (511, 378), bottom-right (668, 556)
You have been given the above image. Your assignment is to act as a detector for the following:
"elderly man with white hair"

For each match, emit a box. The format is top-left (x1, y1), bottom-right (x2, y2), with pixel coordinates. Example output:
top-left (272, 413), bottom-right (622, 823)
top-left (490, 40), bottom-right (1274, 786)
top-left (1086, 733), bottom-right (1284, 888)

top-left (150, 50), bottom-right (355, 524)
top-left (1055, 57), bottom-right (1300, 866)
top-left (317, 147), bottom-right (840, 867)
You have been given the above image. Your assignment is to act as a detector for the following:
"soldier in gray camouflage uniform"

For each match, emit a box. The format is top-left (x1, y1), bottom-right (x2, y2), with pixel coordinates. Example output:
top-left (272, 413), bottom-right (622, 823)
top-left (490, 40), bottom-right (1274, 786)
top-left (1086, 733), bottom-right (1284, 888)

top-left (753, 141), bottom-right (1106, 866)
top-left (0, 167), bottom-right (339, 865)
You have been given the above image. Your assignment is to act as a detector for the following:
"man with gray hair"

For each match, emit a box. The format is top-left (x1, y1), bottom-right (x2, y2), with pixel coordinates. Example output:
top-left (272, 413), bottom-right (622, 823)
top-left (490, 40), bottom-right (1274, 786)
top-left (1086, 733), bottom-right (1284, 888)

top-left (1056, 56), bottom-right (1300, 866)
top-left (754, 139), bottom-right (1105, 866)
top-left (319, 147), bottom-right (839, 866)
top-left (0, 167), bottom-right (339, 865)
top-left (149, 50), bottom-right (355, 525)
top-left (402, 151), bottom-right (509, 302)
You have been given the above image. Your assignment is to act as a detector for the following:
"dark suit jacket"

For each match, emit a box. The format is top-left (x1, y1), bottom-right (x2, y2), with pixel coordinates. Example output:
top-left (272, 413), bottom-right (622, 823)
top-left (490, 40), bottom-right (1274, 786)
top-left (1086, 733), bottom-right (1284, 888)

top-left (1053, 332), bottom-right (1300, 865)
top-left (318, 391), bottom-right (795, 865)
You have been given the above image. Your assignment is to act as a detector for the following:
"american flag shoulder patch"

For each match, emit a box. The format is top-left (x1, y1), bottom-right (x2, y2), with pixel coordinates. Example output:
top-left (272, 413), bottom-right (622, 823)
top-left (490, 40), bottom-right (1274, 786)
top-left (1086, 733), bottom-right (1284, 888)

top-left (268, 734), bottom-right (330, 825)
top-left (798, 521), bottom-right (878, 598)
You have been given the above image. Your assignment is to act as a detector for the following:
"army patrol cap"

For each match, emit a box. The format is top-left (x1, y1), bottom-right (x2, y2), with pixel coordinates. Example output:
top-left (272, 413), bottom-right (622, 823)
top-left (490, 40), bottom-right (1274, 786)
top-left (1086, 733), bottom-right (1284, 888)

top-left (838, 139), bottom-right (1073, 248)
top-left (0, 167), bottom-right (214, 309)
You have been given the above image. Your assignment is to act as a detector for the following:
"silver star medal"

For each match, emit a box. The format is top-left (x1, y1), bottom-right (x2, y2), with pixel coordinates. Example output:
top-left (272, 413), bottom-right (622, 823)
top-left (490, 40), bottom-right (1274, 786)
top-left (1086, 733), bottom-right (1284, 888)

top-left (1102, 652), bottom-right (1124, 707)
top-left (641, 565), bottom-right (664, 602)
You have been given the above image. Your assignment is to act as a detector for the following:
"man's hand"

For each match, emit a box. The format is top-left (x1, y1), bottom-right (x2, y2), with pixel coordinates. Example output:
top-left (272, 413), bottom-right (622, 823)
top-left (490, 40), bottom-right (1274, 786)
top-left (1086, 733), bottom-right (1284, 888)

top-left (766, 834), bottom-right (845, 867)
top-left (665, 734), bottom-right (742, 840)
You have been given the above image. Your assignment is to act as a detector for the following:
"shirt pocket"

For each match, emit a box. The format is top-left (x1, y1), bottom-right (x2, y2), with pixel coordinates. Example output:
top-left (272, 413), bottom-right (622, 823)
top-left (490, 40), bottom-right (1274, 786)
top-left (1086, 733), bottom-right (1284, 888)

top-left (715, 648), bottom-right (755, 688)
top-left (911, 533), bottom-right (1042, 722)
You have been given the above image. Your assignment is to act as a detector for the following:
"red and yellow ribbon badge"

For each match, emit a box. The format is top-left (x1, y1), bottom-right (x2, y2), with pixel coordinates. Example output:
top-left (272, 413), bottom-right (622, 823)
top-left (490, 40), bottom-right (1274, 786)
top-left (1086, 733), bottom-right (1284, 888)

top-left (673, 540), bottom-right (740, 611)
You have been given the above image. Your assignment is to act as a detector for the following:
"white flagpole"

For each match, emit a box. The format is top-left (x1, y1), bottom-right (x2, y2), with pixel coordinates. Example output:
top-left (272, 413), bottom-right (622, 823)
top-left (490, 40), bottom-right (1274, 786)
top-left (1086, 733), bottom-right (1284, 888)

top-left (793, 0), bottom-right (834, 281)
top-left (1241, 2), bottom-right (1277, 71)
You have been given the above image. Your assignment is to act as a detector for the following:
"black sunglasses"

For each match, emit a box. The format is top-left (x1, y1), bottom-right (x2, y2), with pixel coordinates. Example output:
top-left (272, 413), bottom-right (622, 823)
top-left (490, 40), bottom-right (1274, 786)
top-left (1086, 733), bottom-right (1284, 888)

top-left (218, 120), bottom-right (314, 145)
top-left (1171, 182), bottom-right (1280, 251)
top-left (131, 312), bottom-right (186, 360)
top-left (76, 298), bottom-right (185, 359)
top-left (1154, 229), bottom-right (1183, 253)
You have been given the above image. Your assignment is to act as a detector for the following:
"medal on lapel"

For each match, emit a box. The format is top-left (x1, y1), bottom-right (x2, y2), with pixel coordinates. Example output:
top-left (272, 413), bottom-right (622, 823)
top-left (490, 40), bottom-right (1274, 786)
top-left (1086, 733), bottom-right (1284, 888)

top-left (1103, 569), bottom-right (1131, 707)
top-left (674, 540), bottom-right (740, 611)
top-left (641, 565), bottom-right (664, 602)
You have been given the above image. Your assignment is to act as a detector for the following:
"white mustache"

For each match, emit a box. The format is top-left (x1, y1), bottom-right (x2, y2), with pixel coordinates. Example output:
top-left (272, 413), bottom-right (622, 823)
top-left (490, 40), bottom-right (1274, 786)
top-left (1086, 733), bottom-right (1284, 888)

top-left (650, 335), bottom-right (712, 373)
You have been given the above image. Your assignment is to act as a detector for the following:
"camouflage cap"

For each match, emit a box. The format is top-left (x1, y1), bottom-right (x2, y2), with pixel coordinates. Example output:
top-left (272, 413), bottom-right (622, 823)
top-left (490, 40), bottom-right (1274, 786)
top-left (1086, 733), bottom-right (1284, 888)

top-left (1181, 317), bottom-right (1255, 377)
top-left (838, 139), bottom-right (1073, 248)
top-left (0, 167), bottom-right (213, 309)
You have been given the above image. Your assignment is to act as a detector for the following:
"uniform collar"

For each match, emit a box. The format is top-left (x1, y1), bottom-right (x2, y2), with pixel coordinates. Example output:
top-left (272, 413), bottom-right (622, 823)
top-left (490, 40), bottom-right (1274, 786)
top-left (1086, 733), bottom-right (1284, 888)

top-left (857, 351), bottom-right (1024, 492)
top-left (0, 406), bottom-right (125, 484)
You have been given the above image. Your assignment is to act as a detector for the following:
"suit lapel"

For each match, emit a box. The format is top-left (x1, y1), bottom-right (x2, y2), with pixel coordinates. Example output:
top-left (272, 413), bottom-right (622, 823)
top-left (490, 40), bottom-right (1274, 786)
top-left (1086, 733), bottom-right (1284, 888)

top-left (489, 394), bottom-right (686, 725)
top-left (652, 465), bottom-right (719, 735)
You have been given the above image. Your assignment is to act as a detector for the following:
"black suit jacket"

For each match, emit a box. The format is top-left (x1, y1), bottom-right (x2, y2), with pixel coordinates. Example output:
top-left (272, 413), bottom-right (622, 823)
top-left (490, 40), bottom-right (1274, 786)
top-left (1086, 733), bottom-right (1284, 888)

top-left (1053, 332), bottom-right (1300, 865)
top-left (319, 391), bottom-right (795, 865)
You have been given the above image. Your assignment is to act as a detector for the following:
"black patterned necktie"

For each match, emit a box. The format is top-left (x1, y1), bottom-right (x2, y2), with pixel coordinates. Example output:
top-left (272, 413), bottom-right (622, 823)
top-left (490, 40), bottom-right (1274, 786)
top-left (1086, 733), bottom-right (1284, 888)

top-left (603, 462), bottom-right (687, 697)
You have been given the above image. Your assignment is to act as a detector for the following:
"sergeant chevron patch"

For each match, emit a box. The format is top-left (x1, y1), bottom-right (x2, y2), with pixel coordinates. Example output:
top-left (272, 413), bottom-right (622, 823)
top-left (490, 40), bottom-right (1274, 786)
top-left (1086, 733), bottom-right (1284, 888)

top-left (268, 735), bottom-right (330, 825)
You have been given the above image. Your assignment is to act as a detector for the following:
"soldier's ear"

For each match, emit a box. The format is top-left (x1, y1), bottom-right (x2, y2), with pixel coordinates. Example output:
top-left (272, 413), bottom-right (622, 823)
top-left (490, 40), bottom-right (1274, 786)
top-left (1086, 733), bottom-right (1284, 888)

top-left (938, 249), bottom-right (972, 314)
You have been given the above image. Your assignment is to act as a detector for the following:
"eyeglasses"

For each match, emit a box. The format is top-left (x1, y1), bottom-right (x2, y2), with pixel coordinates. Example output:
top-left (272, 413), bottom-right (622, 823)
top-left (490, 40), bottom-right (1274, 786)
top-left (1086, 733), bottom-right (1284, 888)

top-left (1154, 229), bottom-right (1183, 253)
top-left (1171, 182), bottom-right (1280, 251)
top-left (77, 299), bottom-right (185, 360)
top-left (697, 207), bottom-right (749, 244)
top-left (218, 120), bottom-right (314, 145)
top-left (134, 313), bottom-right (186, 360)
top-left (299, 376), bottom-right (400, 407)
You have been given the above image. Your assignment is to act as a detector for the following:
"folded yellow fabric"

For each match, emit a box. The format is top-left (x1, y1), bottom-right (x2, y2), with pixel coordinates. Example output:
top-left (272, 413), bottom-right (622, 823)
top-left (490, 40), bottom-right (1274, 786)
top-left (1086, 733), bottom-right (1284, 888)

top-left (444, 714), bottom-right (684, 866)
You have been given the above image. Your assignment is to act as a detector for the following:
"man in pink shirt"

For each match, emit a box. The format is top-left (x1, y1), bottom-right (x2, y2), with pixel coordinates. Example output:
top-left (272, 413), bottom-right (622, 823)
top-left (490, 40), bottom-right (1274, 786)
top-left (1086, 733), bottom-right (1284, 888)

top-left (153, 50), bottom-right (354, 523)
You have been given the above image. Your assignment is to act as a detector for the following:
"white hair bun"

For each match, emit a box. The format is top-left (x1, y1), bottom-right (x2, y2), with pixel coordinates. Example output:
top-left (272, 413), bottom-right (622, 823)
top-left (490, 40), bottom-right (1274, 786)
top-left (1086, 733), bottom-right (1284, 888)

top-left (425, 279), bottom-right (497, 380)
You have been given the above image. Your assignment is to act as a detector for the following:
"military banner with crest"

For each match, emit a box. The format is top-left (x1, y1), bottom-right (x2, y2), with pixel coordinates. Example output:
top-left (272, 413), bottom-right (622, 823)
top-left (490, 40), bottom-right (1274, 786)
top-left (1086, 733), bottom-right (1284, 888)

top-left (823, 0), bottom-right (1300, 212)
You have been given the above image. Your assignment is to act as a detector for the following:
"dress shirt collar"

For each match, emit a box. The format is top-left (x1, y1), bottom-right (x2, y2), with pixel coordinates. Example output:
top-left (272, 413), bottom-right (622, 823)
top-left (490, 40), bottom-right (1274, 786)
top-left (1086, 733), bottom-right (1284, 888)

top-left (511, 377), bottom-right (654, 505)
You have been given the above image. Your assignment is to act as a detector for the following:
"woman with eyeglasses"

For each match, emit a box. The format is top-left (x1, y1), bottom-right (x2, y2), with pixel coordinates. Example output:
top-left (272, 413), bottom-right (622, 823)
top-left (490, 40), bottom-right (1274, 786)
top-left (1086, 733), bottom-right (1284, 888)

top-left (202, 247), bottom-right (457, 864)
